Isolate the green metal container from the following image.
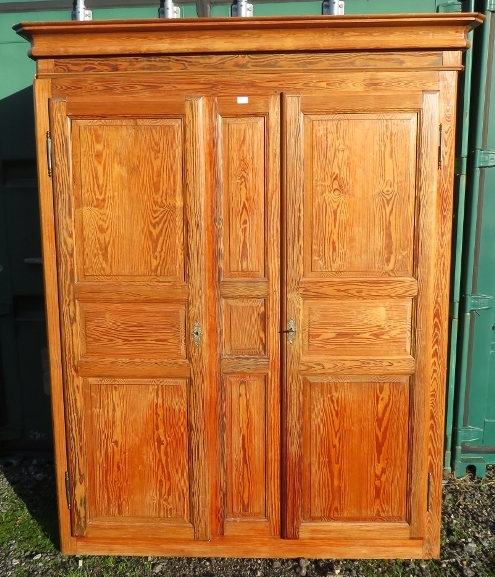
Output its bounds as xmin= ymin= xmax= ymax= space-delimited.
xmin=447 ymin=0 xmax=495 ymax=478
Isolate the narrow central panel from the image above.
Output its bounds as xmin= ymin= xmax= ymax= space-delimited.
xmin=215 ymin=95 xmax=280 ymax=538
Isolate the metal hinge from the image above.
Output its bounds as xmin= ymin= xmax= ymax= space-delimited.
xmin=46 ymin=131 xmax=52 ymax=178
xmin=64 ymin=471 xmax=71 ymax=510
xmin=231 ymin=0 xmax=253 ymax=16
xmin=486 ymin=0 xmax=495 ymax=12
xmin=436 ymin=1 xmax=462 ymax=12
xmin=455 ymin=156 xmax=467 ymax=176
xmin=158 ymin=0 xmax=180 ymax=18
xmin=464 ymin=293 xmax=493 ymax=312
xmin=438 ymin=124 xmax=443 ymax=169
xmin=472 ymin=149 xmax=495 ymax=169
xmin=322 ymin=0 xmax=345 ymax=15
xmin=427 ymin=473 xmax=432 ymax=512
xmin=459 ymin=426 xmax=484 ymax=443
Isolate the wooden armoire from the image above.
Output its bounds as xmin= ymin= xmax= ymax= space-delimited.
xmin=16 ymin=13 xmax=483 ymax=558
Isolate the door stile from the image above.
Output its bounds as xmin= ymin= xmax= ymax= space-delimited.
xmin=281 ymin=93 xmax=304 ymax=539
xmin=423 ymin=72 xmax=457 ymax=557
xmin=184 ymin=96 xmax=211 ymax=541
xmin=36 ymin=81 xmax=76 ymax=553
xmin=266 ymin=94 xmax=282 ymax=538
xmin=408 ymin=91 xmax=440 ymax=540
xmin=49 ymin=97 xmax=88 ymax=536
xmin=203 ymin=96 xmax=223 ymax=538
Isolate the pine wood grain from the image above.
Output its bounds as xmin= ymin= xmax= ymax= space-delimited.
xmin=86 ymin=380 xmax=191 ymax=522
xmin=302 ymin=378 xmax=409 ymax=523
xmin=298 ymin=277 xmax=417 ymax=298
xmin=303 ymin=300 xmax=412 ymax=356
xmin=52 ymin=52 xmax=444 ymax=75
xmin=50 ymin=71 xmax=441 ymax=100
xmin=80 ymin=302 xmax=186 ymax=359
xmin=50 ymin=97 xmax=88 ymax=536
xmin=24 ymin=14 xmax=478 ymax=559
xmin=215 ymin=94 xmax=280 ymax=538
xmin=225 ymin=375 xmax=267 ymax=519
xmin=73 ymin=118 xmax=184 ymax=281
xmin=408 ymin=91 xmax=439 ymax=541
xmin=423 ymin=69 xmax=457 ymax=559
xmin=303 ymin=112 xmax=417 ymax=276
xmin=14 ymin=14 xmax=483 ymax=59
xmin=34 ymin=80 xmax=77 ymax=554
xmin=75 ymin=536 xmax=425 ymax=559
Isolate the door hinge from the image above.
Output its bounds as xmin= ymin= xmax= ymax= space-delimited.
xmin=322 ymin=0 xmax=345 ymax=15
xmin=472 ymin=149 xmax=495 ymax=169
xmin=46 ymin=131 xmax=52 ymax=178
xmin=427 ymin=473 xmax=432 ymax=512
xmin=459 ymin=426 xmax=484 ymax=443
xmin=438 ymin=124 xmax=443 ymax=169
xmin=455 ymin=156 xmax=467 ymax=176
xmin=464 ymin=293 xmax=493 ymax=313
xmin=64 ymin=471 xmax=71 ymax=510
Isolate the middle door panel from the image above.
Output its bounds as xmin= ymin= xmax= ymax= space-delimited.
xmin=212 ymin=95 xmax=281 ymax=539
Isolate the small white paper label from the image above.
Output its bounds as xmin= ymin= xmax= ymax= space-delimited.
xmin=237 ymin=96 xmax=249 ymax=104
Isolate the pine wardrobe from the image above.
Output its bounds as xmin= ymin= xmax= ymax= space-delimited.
xmin=15 ymin=13 xmax=483 ymax=558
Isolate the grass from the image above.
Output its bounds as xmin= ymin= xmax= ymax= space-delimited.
xmin=2 ymin=464 xmax=495 ymax=576
xmin=0 ymin=476 xmax=56 ymax=554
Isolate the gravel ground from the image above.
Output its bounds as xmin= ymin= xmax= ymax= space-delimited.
xmin=1 ymin=457 xmax=495 ymax=576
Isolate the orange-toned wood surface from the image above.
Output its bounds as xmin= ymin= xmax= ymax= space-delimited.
xmin=20 ymin=14 xmax=483 ymax=559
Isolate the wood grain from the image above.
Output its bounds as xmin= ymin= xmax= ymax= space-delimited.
xmin=50 ymin=71 xmax=441 ymax=100
xmin=282 ymin=93 xmax=304 ymax=539
xmin=34 ymin=80 xmax=76 ymax=554
xmin=86 ymin=380 xmax=190 ymax=522
xmin=215 ymin=94 xmax=281 ymax=538
xmin=303 ymin=112 xmax=417 ymax=276
xmin=15 ymin=14 xmax=483 ymax=59
xmin=423 ymin=70 xmax=457 ymax=558
xmin=298 ymin=277 xmax=417 ymax=298
xmin=25 ymin=13 xmax=474 ymax=559
xmin=73 ymin=118 xmax=184 ymax=281
xmin=298 ymin=356 xmax=415 ymax=376
xmin=225 ymin=375 xmax=267 ymax=519
xmin=184 ymin=96 xmax=211 ymax=540
xmin=52 ymin=52 xmax=444 ymax=75
xmin=50 ymin=97 xmax=88 ymax=536
xmin=299 ymin=521 xmax=410 ymax=540
xmin=80 ymin=302 xmax=186 ymax=359
xmin=302 ymin=378 xmax=409 ymax=522
xmin=303 ymin=299 xmax=412 ymax=356
xmin=75 ymin=535 xmax=425 ymax=559
xmin=408 ymin=91 xmax=439 ymax=541
xmin=222 ymin=115 xmax=265 ymax=278
xmin=223 ymin=299 xmax=266 ymax=356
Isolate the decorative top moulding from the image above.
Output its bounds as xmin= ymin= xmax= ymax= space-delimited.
xmin=13 ymin=13 xmax=485 ymax=59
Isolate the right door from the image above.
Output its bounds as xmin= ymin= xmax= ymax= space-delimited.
xmin=283 ymin=90 xmax=440 ymax=541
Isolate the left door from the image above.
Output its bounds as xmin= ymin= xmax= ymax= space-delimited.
xmin=49 ymin=96 xmax=212 ymax=541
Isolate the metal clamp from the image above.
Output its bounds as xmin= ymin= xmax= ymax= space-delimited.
xmin=231 ymin=0 xmax=253 ymax=17
xmin=159 ymin=0 xmax=181 ymax=18
xmin=322 ymin=0 xmax=344 ymax=15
